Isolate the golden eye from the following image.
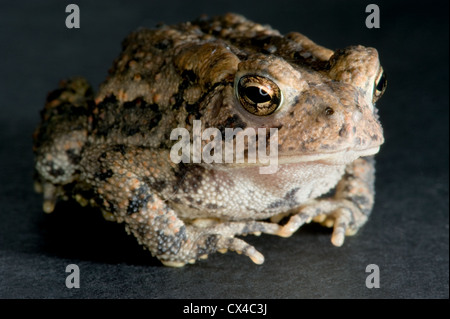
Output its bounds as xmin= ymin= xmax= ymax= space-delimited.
xmin=373 ymin=68 xmax=387 ymax=102
xmin=236 ymin=75 xmax=282 ymax=116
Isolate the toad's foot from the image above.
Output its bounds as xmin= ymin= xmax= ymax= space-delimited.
xmin=159 ymin=220 xmax=282 ymax=267
xmin=277 ymin=157 xmax=376 ymax=246
xmin=277 ymin=199 xmax=368 ymax=247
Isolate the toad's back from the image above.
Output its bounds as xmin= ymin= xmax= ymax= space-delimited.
xmin=92 ymin=14 xmax=336 ymax=148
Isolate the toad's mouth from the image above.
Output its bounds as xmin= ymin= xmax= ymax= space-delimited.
xmin=201 ymin=146 xmax=381 ymax=171
xmin=276 ymin=146 xmax=381 ymax=165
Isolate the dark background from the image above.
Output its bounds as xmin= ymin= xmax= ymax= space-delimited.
xmin=0 ymin=0 xmax=448 ymax=299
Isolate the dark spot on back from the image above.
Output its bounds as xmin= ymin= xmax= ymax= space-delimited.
xmin=153 ymin=38 xmax=172 ymax=50
xmin=49 ymin=164 xmax=65 ymax=177
xmin=185 ymin=103 xmax=202 ymax=123
xmin=66 ymin=149 xmax=82 ymax=164
xmin=217 ymin=114 xmax=248 ymax=136
xmin=123 ymin=98 xmax=143 ymax=109
xmin=122 ymin=125 xmax=140 ymax=136
xmin=112 ymin=144 xmax=127 ymax=155
xmin=182 ymin=70 xmax=197 ymax=83
xmin=94 ymin=169 xmax=114 ymax=181
xmin=171 ymin=78 xmax=190 ymax=110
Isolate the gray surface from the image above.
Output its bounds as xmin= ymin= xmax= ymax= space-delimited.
xmin=0 ymin=0 xmax=448 ymax=298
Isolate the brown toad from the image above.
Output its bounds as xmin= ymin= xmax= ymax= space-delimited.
xmin=33 ymin=13 xmax=386 ymax=267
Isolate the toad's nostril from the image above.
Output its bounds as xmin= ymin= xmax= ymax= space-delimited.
xmin=325 ymin=107 xmax=334 ymax=116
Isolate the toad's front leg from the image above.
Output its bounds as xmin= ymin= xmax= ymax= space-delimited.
xmin=83 ymin=146 xmax=281 ymax=266
xmin=123 ymin=193 xmax=281 ymax=267
xmin=127 ymin=212 xmax=282 ymax=267
xmin=277 ymin=157 xmax=376 ymax=246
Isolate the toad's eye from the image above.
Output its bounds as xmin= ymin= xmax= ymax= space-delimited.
xmin=236 ymin=75 xmax=282 ymax=116
xmin=373 ymin=69 xmax=387 ymax=103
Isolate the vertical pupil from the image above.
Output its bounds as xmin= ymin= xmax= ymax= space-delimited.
xmin=244 ymin=86 xmax=271 ymax=103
